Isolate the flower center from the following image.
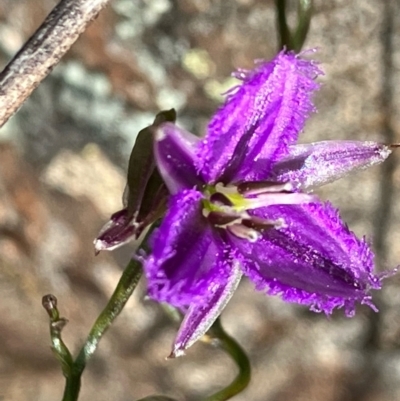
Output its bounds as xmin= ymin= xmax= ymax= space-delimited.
xmin=202 ymin=181 xmax=313 ymax=242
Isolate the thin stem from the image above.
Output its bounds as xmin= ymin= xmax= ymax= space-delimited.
xmin=78 ymin=258 xmax=143 ymax=365
xmin=54 ymin=226 xmax=154 ymax=401
xmin=275 ymin=0 xmax=293 ymax=50
xmin=275 ymin=0 xmax=313 ymax=52
xmin=203 ymin=319 xmax=251 ymax=401
xmin=42 ymin=294 xmax=74 ymax=377
xmin=61 ymin=257 xmax=143 ymax=401
xmin=293 ymin=0 xmax=313 ymax=52
xmin=0 ymin=0 xmax=112 ymax=128
xmin=62 ymin=375 xmax=83 ymax=401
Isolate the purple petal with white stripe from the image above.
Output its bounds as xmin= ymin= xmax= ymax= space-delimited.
xmin=196 ymin=51 xmax=322 ymax=184
xmin=232 ymin=202 xmax=380 ymax=315
xmin=153 ymin=123 xmax=202 ymax=194
xmin=171 ymin=262 xmax=242 ymax=358
xmin=270 ymin=141 xmax=392 ymax=190
xmin=144 ymin=189 xmax=233 ymax=308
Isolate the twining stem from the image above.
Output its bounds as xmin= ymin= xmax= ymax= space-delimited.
xmin=61 ymin=257 xmax=143 ymax=401
xmin=203 ymin=319 xmax=251 ymax=401
xmin=42 ymin=294 xmax=74 ymax=377
xmin=43 ymin=227 xmax=153 ymax=401
xmin=275 ymin=0 xmax=314 ymax=52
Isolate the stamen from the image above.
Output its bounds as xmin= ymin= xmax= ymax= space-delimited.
xmin=209 ymin=192 xmax=234 ymax=207
xmin=207 ymin=211 xmax=241 ymax=227
xmin=242 ymin=192 xmax=316 ymax=209
xmin=242 ymin=216 xmax=278 ymax=232
xmin=228 ymin=223 xmax=260 ymax=242
xmin=237 ymin=181 xmax=294 ymax=195
xmin=215 ymin=182 xmax=238 ymax=195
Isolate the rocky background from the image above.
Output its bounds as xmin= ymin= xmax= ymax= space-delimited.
xmin=1 ymin=0 xmax=400 ymax=400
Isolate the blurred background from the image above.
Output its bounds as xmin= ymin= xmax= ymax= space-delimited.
xmin=1 ymin=0 xmax=400 ymax=400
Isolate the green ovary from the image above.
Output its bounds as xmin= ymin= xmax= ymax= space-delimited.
xmin=202 ymin=184 xmax=249 ymax=215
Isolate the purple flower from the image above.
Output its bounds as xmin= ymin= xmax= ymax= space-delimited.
xmin=144 ymin=51 xmax=394 ymax=356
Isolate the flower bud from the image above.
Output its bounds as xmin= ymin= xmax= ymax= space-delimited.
xmin=94 ymin=109 xmax=176 ymax=252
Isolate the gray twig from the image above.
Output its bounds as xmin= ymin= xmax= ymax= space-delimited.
xmin=0 ymin=0 xmax=112 ymax=128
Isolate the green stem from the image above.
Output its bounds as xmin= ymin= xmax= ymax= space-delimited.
xmin=275 ymin=0 xmax=313 ymax=52
xmin=61 ymin=257 xmax=143 ymax=401
xmin=42 ymin=294 xmax=74 ymax=377
xmin=275 ymin=0 xmax=293 ymax=50
xmin=292 ymin=0 xmax=313 ymax=53
xmin=57 ymin=227 xmax=154 ymax=401
xmin=77 ymin=257 xmax=143 ymax=366
xmin=203 ymin=319 xmax=251 ymax=401
xmin=62 ymin=375 xmax=82 ymax=401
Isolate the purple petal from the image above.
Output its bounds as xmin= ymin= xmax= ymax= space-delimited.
xmin=153 ymin=123 xmax=203 ymax=194
xmin=270 ymin=141 xmax=392 ymax=190
xmin=144 ymin=189 xmax=232 ymax=308
xmin=232 ymin=202 xmax=380 ymax=315
xmin=171 ymin=262 xmax=242 ymax=357
xmin=94 ymin=209 xmax=138 ymax=252
xmin=196 ymin=50 xmax=321 ymax=184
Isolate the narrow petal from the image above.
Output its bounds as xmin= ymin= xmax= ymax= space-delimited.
xmin=270 ymin=141 xmax=392 ymax=190
xmin=153 ymin=123 xmax=203 ymax=194
xmin=232 ymin=202 xmax=380 ymax=315
xmin=95 ymin=182 xmax=169 ymax=253
xmin=144 ymin=189 xmax=232 ymax=308
xmin=171 ymin=262 xmax=242 ymax=357
xmin=94 ymin=209 xmax=138 ymax=252
xmin=196 ymin=50 xmax=321 ymax=184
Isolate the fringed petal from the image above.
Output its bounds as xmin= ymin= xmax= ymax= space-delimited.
xmin=232 ymin=202 xmax=381 ymax=315
xmin=144 ymin=189 xmax=233 ymax=308
xmin=171 ymin=262 xmax=242 ymax=357
xmin=270 ymin=141 xmax=392 ymax=190
xmin=196 ymin=50 xmax=321 ymax=184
